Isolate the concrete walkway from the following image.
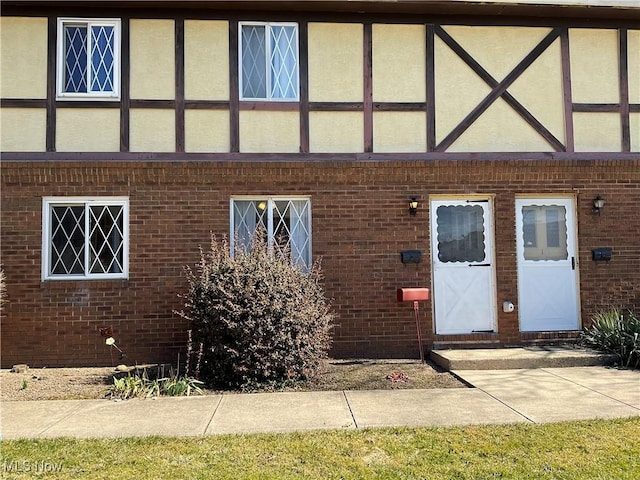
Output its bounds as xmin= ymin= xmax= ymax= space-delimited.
xmin=1 ymin=366 xmax=638 ymax=439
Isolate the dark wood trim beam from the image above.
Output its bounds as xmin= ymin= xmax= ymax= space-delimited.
xmin=426 ymin=24 xmax=436 ymax=152
xmin=572 ymin=103 xmax=621 ymax=113
xmin=239 ymin=102 xmax=300 ymax=111
xmin=309 ymin=102 xmax=363 ymax=111
xmin=435 ymin=28 xmax=561 ymax=152
xmin=560 ymin=28 xmax=574 ymax=153
xmin=229 ymin=19 xmax=239 ymax=153
xmin=55 ymin=101 xmax=121 ymax=108
xmin=1 ymin=99 xmax=47 ymax=108
xmin=120 ymin=17 xmax=130 ymax=152
xmin=3 ymin=151 xmax=638 ymax=163
xmin=435 ymin=25 xmax=565 ymax=152
xmin=631 ymin=104 xmax=640 ymax=113
xmin=184 ymin=100 xmax=231 ymax=109
xmin=373 ymin=102 xmax=427 ymax=112
xmin=46 ymin=16 xmax=56 ymax=152
xmin=619 ymin=28 xmax=630 ymax=153
xmin=129 ymin=99 xmax=176 ymax=108
xmin=299 ymin=20 xmax=310 ymax=153
xmin=175 ymin=17 xmax=185 ymax=153
xmin=364 ymin=22 xmax=373 ymax=153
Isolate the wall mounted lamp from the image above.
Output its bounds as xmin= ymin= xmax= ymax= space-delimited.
xmin=409 ymin=197 xmax=419 ymax=216
xmin=592 ymin=195 xmax=605 ymax=215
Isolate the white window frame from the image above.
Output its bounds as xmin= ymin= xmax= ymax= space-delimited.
xmin=42 ymin=197 xmax=129 ymax=280
xmin=56 ymin=18 xmax=121 ymax=100
xmin=239 ymin=21 xmax=299 ymax=101
xmin=230 ymin=196 xmax=312 ymax=267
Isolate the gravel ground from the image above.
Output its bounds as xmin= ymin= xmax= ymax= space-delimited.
xmin=1 ymin=360 xmax=463 ymax=401
xmin=1 ymin=367 xmax=116 ymax=401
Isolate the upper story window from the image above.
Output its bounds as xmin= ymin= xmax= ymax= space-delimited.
xmin=239 ymin=22 xmax=299 ymax=101
xmin=56 ymin=18 xmax=121 ymax=100
xmin=231 ymin=198 xmax=311 ymax=267
xmin=42 ymin=198 xmax=129 ymax=280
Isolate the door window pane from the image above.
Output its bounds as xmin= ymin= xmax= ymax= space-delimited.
xmin=522 ymin=205 xmax=568 ymax=261
xmin=436 ymin=205 xmax=486 ymax=263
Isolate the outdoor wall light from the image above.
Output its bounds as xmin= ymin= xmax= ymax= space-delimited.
xmin=592 ymin=195 xmax=605 ymax=215
xmin=409 ymin=197 xmax=419 ymax=216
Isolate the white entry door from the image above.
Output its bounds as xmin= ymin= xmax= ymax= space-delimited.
xmin=516 ymin=198 xmax=580 ymax=332
xmin=431 ymin=199 xmax=496 ymax=334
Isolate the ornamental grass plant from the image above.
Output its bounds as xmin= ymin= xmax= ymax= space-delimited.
xmin=580 ymin=307 xmax=640 ymax=369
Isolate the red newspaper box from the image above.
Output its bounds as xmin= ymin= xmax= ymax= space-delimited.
xmin=396 ymin=288 xmax=430 ymax=303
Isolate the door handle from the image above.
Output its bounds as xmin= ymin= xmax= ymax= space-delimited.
xmin=571 ymin=257 xmax=575 ymax=270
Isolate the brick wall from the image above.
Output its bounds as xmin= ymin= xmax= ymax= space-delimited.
xmin=1 ymin=158 xmax=639 ymax=367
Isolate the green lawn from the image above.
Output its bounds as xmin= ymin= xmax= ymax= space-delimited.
xmin=2 ymin=418 xmax=639 ymax=479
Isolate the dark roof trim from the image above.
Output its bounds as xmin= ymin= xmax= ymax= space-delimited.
xmin=2 ymin=1 xmax=639 ymax=21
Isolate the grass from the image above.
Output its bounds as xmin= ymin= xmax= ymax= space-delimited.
xmin=2 ymin=418 xmax=639 ymax=479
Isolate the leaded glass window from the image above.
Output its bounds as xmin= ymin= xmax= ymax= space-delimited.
xmin=43 ymin=198 xmax=128 ymax=279
xmin=240 ymin=22 xmax=299 ymax=101
xmin=231 ymin=198 xmax=311 ymax=267
xmin=57 ymin=19 xmax=120 ymax=99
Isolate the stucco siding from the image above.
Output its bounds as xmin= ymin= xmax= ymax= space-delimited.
xmin=185 ymin=110 xmax=230 ymax=153
xmin=0 ymin=17 xmax=47 ymax=99
xmin=0 ymin=108 xmax=46 ymax=151
xmin=239 ymin=111 xmax=300 ymax=153
xmin=372 ymin=24 xmax=426 ymax=102
xmin=57 ymin=109 xmax=120 ymax=151
xmin=130 ymin=19 xmax=175 ymax=100
xmin=185 ymin=20 xmax=229 ymax=101
xmin=310 ymin=111 xmax=364 ymax=152
xmin=373 ymin=112 xmax=427 ymax=152
xmin=570 ymin=28 xmax=619 ymax=103
xmin=130 ymin=108 xmax=175 ymax=151
xmin=308 ymin=23 xmax=363 ymax=102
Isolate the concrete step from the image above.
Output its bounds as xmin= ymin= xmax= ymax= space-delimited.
xmin=430 ymin=347 xmax=617 ymax=371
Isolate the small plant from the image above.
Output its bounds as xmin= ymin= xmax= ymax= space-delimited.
xmin=108 ymin=370 xmax=204 ymax=400
xmin=21 ymin=379 xmax=28 ymax=390
xmin=579 ymin=307 xmax=640 ymax=369
xmin=111 ymin=374 xmax=146 ymax=400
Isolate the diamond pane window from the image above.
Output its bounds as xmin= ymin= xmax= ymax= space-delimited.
xmin=240 ymin=22 xmax=299 ymax=101
xmin=57 ymin=19 xmax=120 ymax=99
xmin=43 ymin=199 xmax=128 ymax=279
xmin=232 ymin=198 xmax=311 ymax=267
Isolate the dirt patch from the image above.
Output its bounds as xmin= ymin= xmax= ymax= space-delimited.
xmin=0 ymin=359 xmax=464 ymax=401
xmin=1 ymin=367 xmax=115 ymax=401
xmin=301 ymin=359 xmax=464 ymax=391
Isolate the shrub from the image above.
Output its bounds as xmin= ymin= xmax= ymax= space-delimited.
xmin=579 ymin=307 xmax=640 ymax=369
xmin=176 ymin=233 xmax=333 ymax=390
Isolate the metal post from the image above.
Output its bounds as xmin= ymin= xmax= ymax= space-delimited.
xmin=413 ymin=300 xmax=425 ymax=363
